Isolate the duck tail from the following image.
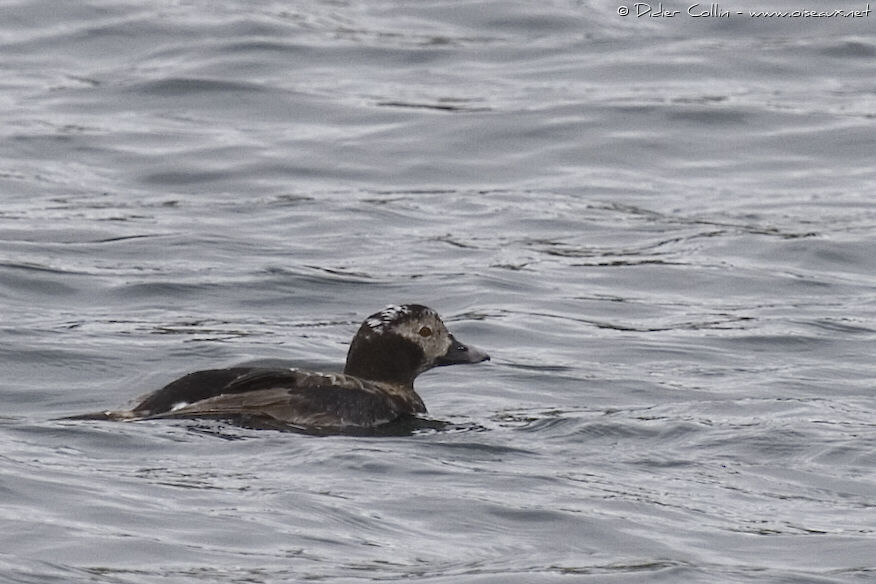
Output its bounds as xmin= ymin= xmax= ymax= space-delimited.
xmin=57 ymin=409 xmax=139 ymax=421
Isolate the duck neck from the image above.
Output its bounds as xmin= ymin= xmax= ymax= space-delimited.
xmin=344 ymin=334 xmax=424 ymax=388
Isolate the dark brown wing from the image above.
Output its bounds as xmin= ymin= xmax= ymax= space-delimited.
xmin=65 ymin=367 xmax=426 ymax=428
xmin=131 ymin=367 xmax=263 ymax=416
xmin=149 ymin=384 xmax=406 ymax=428
xmin=61 ymin=367 xmax=261 ymax=421
xmin=147 ymin=368 xmax=425 ymax=428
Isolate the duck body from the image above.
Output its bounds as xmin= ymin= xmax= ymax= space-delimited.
xmin=72 ymin=304 xmax=489 ymax=431
xmin=126 ymin=368 xmax=427 ymax=428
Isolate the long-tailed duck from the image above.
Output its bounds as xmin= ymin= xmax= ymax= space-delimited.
xmin=68 ymin=304 xmax=489 ymax=431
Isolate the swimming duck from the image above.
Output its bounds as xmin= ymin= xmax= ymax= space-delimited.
xmin=71 ymin=304 xmax=489 ymax=431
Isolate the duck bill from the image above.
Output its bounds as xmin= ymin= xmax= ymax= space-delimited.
xmin=436 ymin=335 xmax=490 ymax=366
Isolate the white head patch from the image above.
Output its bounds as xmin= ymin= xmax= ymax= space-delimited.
xmin=365 ymin=304 xmax=414 ymax=333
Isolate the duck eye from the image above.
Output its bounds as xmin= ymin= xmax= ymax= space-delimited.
xmin=418 ymin=326 xmax=432 ymax=337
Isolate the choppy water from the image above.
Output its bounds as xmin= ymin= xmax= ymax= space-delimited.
xmin=2 ymin=1 xmax=875 ymax=582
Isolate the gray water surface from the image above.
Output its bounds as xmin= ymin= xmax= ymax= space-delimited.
xmin=1 ymin=1 xmax=875 ymax=582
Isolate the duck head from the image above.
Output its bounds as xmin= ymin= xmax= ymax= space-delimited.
xmin=343 ymin=304 xmax=490 ymax=387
